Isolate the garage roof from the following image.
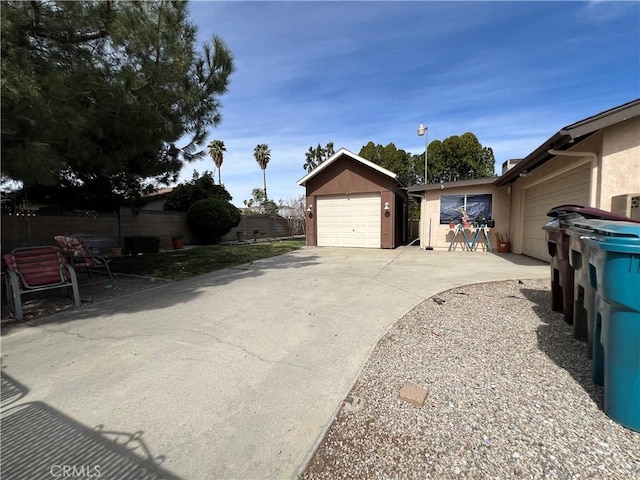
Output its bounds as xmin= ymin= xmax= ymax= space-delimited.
xmin=296 ymin=148 xmax=398 ymax=186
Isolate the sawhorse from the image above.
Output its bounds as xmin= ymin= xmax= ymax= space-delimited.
xmin=448 ymin=223 xmax=472 ymax=251
xmin=470 ymin=225 xmax=492 ymax=252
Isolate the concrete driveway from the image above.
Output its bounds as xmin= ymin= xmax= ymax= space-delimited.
xmin=0 ymin=247 xmax=548 ymax=479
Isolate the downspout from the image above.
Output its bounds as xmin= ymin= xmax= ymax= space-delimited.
xmin=507 ymin=183 xmax=512 ymax=243
xmin=420 ymin=191 xmax=426 ymax=249
xmin=548 ymin=149 xmax=599 ymax=208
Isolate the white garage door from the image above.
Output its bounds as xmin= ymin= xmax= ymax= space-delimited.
xmin=522 ymin=163 xmax=590 ymax=260
xmin=317 ymin=194 xmax=381 ymax=248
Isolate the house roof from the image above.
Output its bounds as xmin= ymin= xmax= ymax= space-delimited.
xmin=407 ymin=176 xmax=497 ymax=194
xmin=296 ymin=148 xmax=399 ymax=186
xmin=142 ymin=187 xmax=174 ymax=199
xmin=496 ymin=98 xmax=640 ymax=186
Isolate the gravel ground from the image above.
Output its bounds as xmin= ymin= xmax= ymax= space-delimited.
xmin=302 ymin=278 xmax=640 ymax=479
xmin=1 ymin=273 xmax=170 ymax=325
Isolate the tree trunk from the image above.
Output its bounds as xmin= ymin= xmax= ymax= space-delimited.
xmin=263 ymin=168 xmax=267 ymax=199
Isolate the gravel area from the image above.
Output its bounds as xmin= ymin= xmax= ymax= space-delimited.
xmin=302 ymin=278 xmax=640 ymax=479
xmin=1 ymin=273 xmax=170 ymax=325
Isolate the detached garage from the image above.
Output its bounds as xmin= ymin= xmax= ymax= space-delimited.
xmin=297 ymin=148 xmax=408 ymax=249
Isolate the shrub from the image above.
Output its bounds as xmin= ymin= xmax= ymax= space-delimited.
xmin=164 ymin=171 xmax=232 ymax=211
xmin=186 ymin=198 xmax=241 ymax=244
xmin=123 ymin=235 xmax=160 ymax=255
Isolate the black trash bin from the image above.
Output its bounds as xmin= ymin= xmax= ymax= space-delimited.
xmin=568 ymin=219 xmax=611 ymax=350
xmin=544 ymin=205 xmax=634 ymax=326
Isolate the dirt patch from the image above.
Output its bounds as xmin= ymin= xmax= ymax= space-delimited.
xmin=1 ymin=274 xmax=171 ymax=326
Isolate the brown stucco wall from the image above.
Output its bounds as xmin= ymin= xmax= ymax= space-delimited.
xmin=380 ymin=190 xmax=394 ymax=248
xmin=304 ymin=195 xmax=318 ymax=246
xmin=303 ymin=155 xmax=400 ymax=248
xmin=305 ymin=156 xmax=396 ymax=195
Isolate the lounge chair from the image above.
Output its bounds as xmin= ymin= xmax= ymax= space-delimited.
xmin=54 ymin=236 xmax=113 ymax=279
xmin=3 ymin=246 xmax=81 ymax=320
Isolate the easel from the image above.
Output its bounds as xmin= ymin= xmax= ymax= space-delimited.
xmin=470 ymin=224 xmax=492 ymax=252
xmin=448 ymin=223 xmax=472 ymax=251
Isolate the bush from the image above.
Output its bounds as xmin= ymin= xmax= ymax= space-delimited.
xmin=164 ymin=171 xmax=232 ymax=211
xmin=123 ymin=235 xmax=160 ymax=255
xmin=186 ymin=198 xmax=241 ymax=244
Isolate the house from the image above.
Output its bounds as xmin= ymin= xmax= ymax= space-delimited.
xmin=140 ymin=187 xmax=174 ymax=211
xmin=408 ymin=98 xmax=640 ymax=261
xmin=297 ymin=148 xmax=409 ymax=248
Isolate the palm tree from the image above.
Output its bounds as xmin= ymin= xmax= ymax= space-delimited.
xmin=302 ymin=142 xmax=335 ymax=173
xmin=254 ymin=143 xmax=271 ymax=199
xmin=207 ymin=140 xmax=226 ymax=184
xmin=303 ymin=146 xmax=316 ymax=173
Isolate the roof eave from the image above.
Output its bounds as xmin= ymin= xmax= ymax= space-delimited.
xmin=495 ymin=131 xmax=571 ymax=186
xmin=408 ymin=176 xmax=497 ymax=193
xmin=496 ymin=98 xmax=640 ymax=186
xmin=296 ymin=148 xmax=399 ymax=186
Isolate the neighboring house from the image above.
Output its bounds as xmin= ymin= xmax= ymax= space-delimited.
xmin=140 ymin=187 xmax=173 ymax=211
xmin=297 ymin=148 xmax=409 ymax=248
xmin=408 ymin=98 xmax=640 ymax=261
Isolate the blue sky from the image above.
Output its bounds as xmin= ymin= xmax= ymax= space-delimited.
xmin=182 ymin=1 xmax=639 ymax=207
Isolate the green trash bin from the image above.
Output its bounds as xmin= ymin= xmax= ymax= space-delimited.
xmin=585 ymin=221 xmax=640 ymax=432
xmin=544 ymin=205 xmax=633 ymax=326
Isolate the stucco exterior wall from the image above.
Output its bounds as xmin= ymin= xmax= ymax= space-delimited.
xmin=507 ymin=118 xmax=639 ymax=254
xmin=420 ymin=184 xmax=507 ymax=250
xmin=305 ymin=157 xmax=396 ymax=196
xmin=599 ymin=116 xmax=640 ymax=211
xmin=415 ymin=105 xmax=639 ymax=257
xmin=508 ymin=154 xmax=590 ymax=255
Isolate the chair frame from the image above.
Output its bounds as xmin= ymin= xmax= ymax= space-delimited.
xmin=54 ymin=236 xmax=113 ymax=279
xmin=3 ymin=246 xmax=81 ymax=320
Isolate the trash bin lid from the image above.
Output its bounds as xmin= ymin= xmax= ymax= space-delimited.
xmin=569 ymin=219 xmax=618 ymax=235
xmin=584 ymin=221 xmax=640 ymax=253
xmin=543 ymin=218 xmax=561 ymax=231
xmin=546 ymin=204 xmax=636 ymax=223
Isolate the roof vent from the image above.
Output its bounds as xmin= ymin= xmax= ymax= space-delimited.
xmin=502 ymin=158 xmax=522 ymax=175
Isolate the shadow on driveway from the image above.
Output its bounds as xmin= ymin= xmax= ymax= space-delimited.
xmin=490 ymin=252 xmax=549 ymax=266
xmin=521 ymin=287 xmax=604 ymax=410
xmin=1 ymin=249 xmax=320 ymax=335
xmin=0 ymin=371 xmax=183 ymax=480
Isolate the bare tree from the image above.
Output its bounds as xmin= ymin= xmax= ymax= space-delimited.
xmin=278 ymin=194 xmax=306 ymax=235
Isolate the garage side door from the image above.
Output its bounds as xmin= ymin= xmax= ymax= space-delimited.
xmin=316 ymin=194 xmax=381 ymax=248
xmin=522 ymin=163 xmax=590 ymax=260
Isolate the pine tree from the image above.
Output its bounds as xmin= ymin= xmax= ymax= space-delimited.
xmin=1 ymin=1 xmax=235 ymax=208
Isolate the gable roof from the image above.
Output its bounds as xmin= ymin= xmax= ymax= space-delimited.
xmin=496 ymin=98 xmax=640 ymax=186
xmin=296 ymin=148 xmax=399 ymax=186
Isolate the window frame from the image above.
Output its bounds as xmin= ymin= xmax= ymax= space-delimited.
xmin=439 ymin=193 xmax=493 ymax=224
